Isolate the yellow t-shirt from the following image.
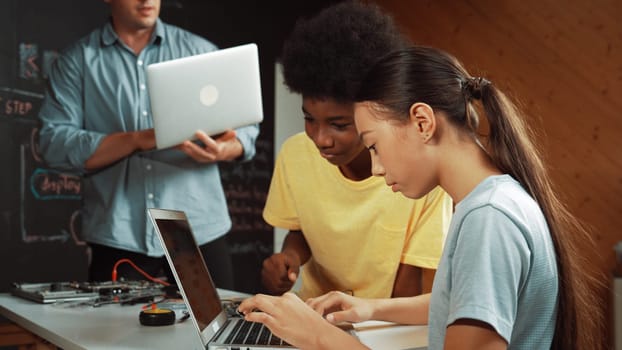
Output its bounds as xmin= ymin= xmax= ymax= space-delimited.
xmin=263 ymin=133 xmax=452 ymax=299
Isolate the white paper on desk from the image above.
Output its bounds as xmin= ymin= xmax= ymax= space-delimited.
xmin=353 ymin=320 xmax=428 ymax=350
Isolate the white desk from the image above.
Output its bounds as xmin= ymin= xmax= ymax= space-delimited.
xmin=0 ymin=292 xmax=427 ymax=349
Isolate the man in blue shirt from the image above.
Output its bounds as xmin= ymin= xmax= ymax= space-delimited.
xmin=37 ymin=0 xmax=259 ymax=289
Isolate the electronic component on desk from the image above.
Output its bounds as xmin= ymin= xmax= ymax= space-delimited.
xmin=11 ymin=282 xmax=99 ymax=304
xmin=77 ymin=280 xmax=164 ymax=295
xmin=11 ymin=281 xmax=166 ymax=304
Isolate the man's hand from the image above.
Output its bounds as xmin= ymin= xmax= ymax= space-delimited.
xmin=178 ymin=129 xmax=243 ymax=163
xmin=85 ymin=129 xmax=156 ymax=170
xmin=261 ymin=252 xmax=301 ymax=295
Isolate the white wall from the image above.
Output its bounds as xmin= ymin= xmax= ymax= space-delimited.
xmin=273 ymin=62 xmax=304 ymax=253
xmin=272 ymin=63 xmax=305 ymax=292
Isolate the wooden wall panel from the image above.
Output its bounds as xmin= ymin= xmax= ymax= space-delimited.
xmin=375 ymin=0 xmax=622 ymax=342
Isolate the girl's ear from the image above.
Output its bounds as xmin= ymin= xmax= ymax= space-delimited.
xmin=409 ymin=102 xmax=436 ymax=143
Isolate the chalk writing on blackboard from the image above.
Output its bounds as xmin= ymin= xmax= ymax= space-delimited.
xmin=19 ymin=43 xmax=39 ymax=80
xmin=220 ymin=138 xmax=272 ymax=234
xmin=42 ymin=51 xmax=59 ymax=80
xmin=16 ymin=42 xmax=58 ymax=83
xmin=30 ymin=168 xmax=81 ymax=200
xmin=228 ymin=240 xmax=273 ymax=255
xmin=19 ymin=130 xmax=83 ymax=244
xmin=0 ymin=87 xmax=43 ymax=119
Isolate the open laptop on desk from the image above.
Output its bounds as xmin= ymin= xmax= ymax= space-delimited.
xmin=148 ymin=208 xmax=295 ymax=350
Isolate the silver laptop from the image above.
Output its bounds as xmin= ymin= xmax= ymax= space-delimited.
xmin=147 ymin=43 xmax=263 ymax=149
xmin=148 ymin=208 xmax=295 ymax=350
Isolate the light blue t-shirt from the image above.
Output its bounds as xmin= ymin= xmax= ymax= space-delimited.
xmin=38 ymin=19 xmax=259 ymax=256
xmin=428 ymin=175 xmax=558 ymax=349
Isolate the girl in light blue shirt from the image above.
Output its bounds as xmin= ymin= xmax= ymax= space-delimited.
xmin=238 ymin=45 xmax=606 ymax=350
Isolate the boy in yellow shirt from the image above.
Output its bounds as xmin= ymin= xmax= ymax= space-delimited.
xmin=261 ymin=1 xmax=452 ymax=299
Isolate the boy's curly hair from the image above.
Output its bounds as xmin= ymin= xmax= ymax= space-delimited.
xmin=279 ymin=1 xmax=408 ymax=102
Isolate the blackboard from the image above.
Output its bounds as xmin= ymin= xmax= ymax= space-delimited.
xmin=0 ymin=1 xmax=110 ymax=292
xmin=0 ymin=0 xmax=340 ymax=294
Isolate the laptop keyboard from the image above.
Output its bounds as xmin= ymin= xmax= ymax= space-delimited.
xmin=224 ymin=318 xmax=291 ymax=346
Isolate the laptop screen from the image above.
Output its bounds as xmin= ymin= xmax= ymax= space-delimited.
xmin=153 ymin=216 xmax=222 ymax=332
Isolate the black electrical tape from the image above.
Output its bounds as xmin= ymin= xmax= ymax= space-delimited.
xmin=139 ymin=308 xmax=176 ymax=326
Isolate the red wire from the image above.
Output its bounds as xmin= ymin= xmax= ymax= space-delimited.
xmin=111 ymin=258 xmax=171 ymax=286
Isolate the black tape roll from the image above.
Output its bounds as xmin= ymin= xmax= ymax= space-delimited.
xmin=139 ymin=308 xmax=176 ymax=326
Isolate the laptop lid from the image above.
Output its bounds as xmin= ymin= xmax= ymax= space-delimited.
xmin=149 ymin=208 xmax=297 ymax=349
xmin=148 ymin=208 xmax=227 ymax=346
xmin=147 ymin=43 xmax=263 ymax=149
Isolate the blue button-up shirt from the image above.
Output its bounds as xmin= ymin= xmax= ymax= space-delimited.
xmin=38 ymin=19 xmax=259 ymax=256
